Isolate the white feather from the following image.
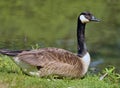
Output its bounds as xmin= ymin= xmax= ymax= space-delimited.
xmin=81 ymin=52 xmax=91 ymax=75
xmin=29 ymin=72 xmax=40 ymax=76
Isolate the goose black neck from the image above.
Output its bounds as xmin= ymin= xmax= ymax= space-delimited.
xmin=77 ymin=18 xmax=87 ymax=57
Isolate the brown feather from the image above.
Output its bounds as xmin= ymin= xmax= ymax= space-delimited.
xmin=17 ymin=47 xmax=84 ymax=77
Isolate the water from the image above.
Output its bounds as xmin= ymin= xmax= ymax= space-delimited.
xmin=91 ymin=58 xmax=120 ymax=73
xmin=0 ymin=35 xmax=119 ymax=73
xmin=0 ymin=0 xmax=120 ymax=73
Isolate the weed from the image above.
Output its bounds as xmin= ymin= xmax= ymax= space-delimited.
xmin=31 ymin=44 xmax=40 ymax=49
xmin=100 ymin=66 xmax=120 ymax=84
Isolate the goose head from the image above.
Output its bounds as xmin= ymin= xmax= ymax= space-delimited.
xmin=79 ymin=12 xmax=100 ymax=23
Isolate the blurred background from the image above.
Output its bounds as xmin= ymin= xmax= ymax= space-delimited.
xmin=0 ymin=0 xmax=120 ymax=72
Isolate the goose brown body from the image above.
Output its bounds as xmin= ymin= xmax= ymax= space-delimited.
xmin=16 ymin=47 xmax=84 ymax=77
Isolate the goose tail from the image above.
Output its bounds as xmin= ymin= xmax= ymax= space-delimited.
xmin=0 ymin=49 xmax=29 ymax=56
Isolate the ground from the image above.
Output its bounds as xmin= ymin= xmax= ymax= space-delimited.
xmin=0 ymin=56 xmax=119 ymax=88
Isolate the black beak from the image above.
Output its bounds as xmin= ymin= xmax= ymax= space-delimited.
xmin=90 ymin=16 xmax=100 ymax=22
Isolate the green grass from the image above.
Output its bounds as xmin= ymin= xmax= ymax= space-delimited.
xmin=0 ymin=56 xmax=120 ymax=88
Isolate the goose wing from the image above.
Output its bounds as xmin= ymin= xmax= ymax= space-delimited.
xmin=17 ymin=47 xmax=82 ymax=67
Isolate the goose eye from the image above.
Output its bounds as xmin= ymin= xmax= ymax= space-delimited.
xmin=85 ymin=15 xmax=91 ymax=20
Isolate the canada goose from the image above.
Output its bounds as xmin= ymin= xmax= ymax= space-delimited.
xmin=0 ymin=12 xmax=99 ymax=78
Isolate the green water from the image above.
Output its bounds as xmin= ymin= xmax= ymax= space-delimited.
xmin=0 ymin=0 xmax=120 ymax=72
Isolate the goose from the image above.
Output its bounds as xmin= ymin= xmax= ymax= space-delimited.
xmin=0 ymin=12 xmax=99 ymax=78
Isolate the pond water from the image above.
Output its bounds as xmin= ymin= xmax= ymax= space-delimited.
xmin=0 ymin=0 xmax=120 ymax=75
xmin=90 ymin=57 xmax=120 ymax=74
xmin=0 ymin=35 xmax=119 ymax=74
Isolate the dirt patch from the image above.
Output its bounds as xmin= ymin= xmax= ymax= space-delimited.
xmin=0 ymin=81 xmax=9 ymax=88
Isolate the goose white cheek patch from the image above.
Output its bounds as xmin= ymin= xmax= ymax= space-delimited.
xmin=79 ymin=15 xmax=89 ymax=23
